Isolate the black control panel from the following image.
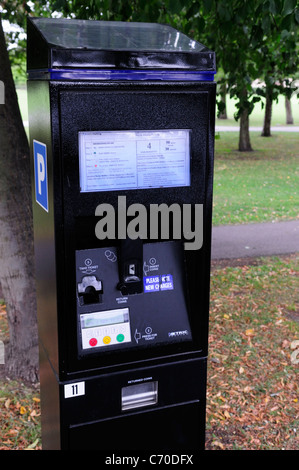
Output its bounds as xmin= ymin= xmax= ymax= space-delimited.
xmin=76 ymin=241 xmax=192 ymax=356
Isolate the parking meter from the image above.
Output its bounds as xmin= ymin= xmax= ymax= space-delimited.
xmin=27 ymin=18 xmax=216 ymax=451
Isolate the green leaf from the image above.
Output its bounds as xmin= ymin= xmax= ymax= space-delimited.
xmin=282 ymin=0 xmax=296 ymax=17
xmin=281 ymin=29 xmax=290 ymax=39
xmin=217 ymin=2 xmax=231 ymax=22
xmin=167 ymin=0 xmax=183 ymax=15
xmin=262 ymin=14 xmax=271 ymax=33
xmin=281 ymin=13 xmax=292 ymax=29
xmin=269 ymin=0 xmax=277 ymax=14
xmin=196 ymin=16 xmax=206 ymax=34
xmin=202 ymin=0 xmax=213 ymax=14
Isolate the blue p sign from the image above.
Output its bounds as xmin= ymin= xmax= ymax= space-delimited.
xmin=33 ymin=140 xmax=48 ymax=212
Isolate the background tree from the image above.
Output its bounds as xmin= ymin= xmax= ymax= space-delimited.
xmin=160 ymin=0 xmax=298 ymax=150
xmin=0 ymin=12 xmax=38 ymax=382
xmin=254 ymin=0 xmax=299 ymax=136
xmin=0 ymin=0 xmax=53 ymax=382
xmin=155 ymin=0 xmax=264 ymax=151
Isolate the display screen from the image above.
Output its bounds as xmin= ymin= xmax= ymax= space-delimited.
xmin=80 ymin=308 xmax=129 ymax=329
xmin=79 ymin=129 xmax=191 ymax=192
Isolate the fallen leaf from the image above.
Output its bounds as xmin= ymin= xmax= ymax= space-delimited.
xmin=5 ymin=399 xmax=11 ymax=410
xmin=245 ymin=329 xmax=255 ymax=336
xmin=270 ymin=406 xmax=279 ymax=412
xmin=239 ymin=366 xmax=245 ymax=374
xmin=212 ymin=440 xmax=225 ymax=450
xmin=25 ymin=438 xmax=39 ymax=450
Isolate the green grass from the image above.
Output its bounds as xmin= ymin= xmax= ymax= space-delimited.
xmin=213 ymin=132 xmax=299 ymax=225
xmin=0 ymin=380 xmax=41 ymax=450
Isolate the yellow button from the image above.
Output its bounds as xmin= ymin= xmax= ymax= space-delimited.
xmin=103 ymin=336 xmax=111 ymax=345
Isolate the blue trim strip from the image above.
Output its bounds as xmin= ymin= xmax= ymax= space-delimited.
xmin=48 ymin=68 xmax=216 ymax=81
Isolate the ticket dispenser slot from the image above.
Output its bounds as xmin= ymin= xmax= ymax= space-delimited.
xmin=78 ymin=276 xmax=103 ymax=305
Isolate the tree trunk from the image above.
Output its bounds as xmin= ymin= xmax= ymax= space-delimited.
xmin=0 ymin=18 xmax=39 ymax=383
xmin=238 ymin=108 xmax=252 ymax=152
xmin=261 ymin=89 xmax=272 ymax=137
xmin=285 ymin=96 xmax=293 ymax=124
xmin=218 ymin=82 xmax=228 ymax=119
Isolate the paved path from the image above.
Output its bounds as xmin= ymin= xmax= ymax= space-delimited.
xmin=211 ymin=220 xmax=299 ymax=260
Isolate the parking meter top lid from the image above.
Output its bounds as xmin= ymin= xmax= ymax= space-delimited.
xmin=27 ymin=17 xmax=216 ymax=74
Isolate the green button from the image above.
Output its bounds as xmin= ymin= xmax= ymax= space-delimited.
xmin=117 ymin=334 xmax=125 ymax=343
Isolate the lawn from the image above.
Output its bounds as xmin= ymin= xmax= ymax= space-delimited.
xmin=213 ymin=93 xmax=298 ymax=227
xmin=213 ymin=132 xmax=299 ymax=225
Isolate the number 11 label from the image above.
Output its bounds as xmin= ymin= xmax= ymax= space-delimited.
xmin=64 ymin=381 xmax=85 ymax=398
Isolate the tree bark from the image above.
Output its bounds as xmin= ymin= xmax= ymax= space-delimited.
xmin=261 ymin=89 xmax=272 ymax=137
xmin=0 ymin=18 xmax=39 ymax=383
xmin=218 ymin=82 xmax=228 ymax=119
xmin=238 ymin=109 xmax=252 ymax=152
xmin=285 ymin=96 xmax=293 ymax=124
xmin=238 ymin=87 xmax=252 ymax=151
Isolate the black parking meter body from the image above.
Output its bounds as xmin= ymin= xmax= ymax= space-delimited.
xmin=27 ymin=18 xmax=216 ymax=451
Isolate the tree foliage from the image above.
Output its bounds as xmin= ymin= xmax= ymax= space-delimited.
xmin=2 ymin=1 xmax=298 ymax=146
xmin=163 ymin=0 xmax=298 ymax=149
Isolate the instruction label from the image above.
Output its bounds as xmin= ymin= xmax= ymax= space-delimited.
xmin=79 ymin=129 xmax=190 ymax=192
xmin=143 ymin=274 xmax=174 ymax=293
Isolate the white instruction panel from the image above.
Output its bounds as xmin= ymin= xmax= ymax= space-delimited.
xmin=79 ymin=129 xmax=191 ymax=192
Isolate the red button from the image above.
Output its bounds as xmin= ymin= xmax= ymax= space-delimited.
xmin=89 ymin=338 xmax=97 ymax=347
